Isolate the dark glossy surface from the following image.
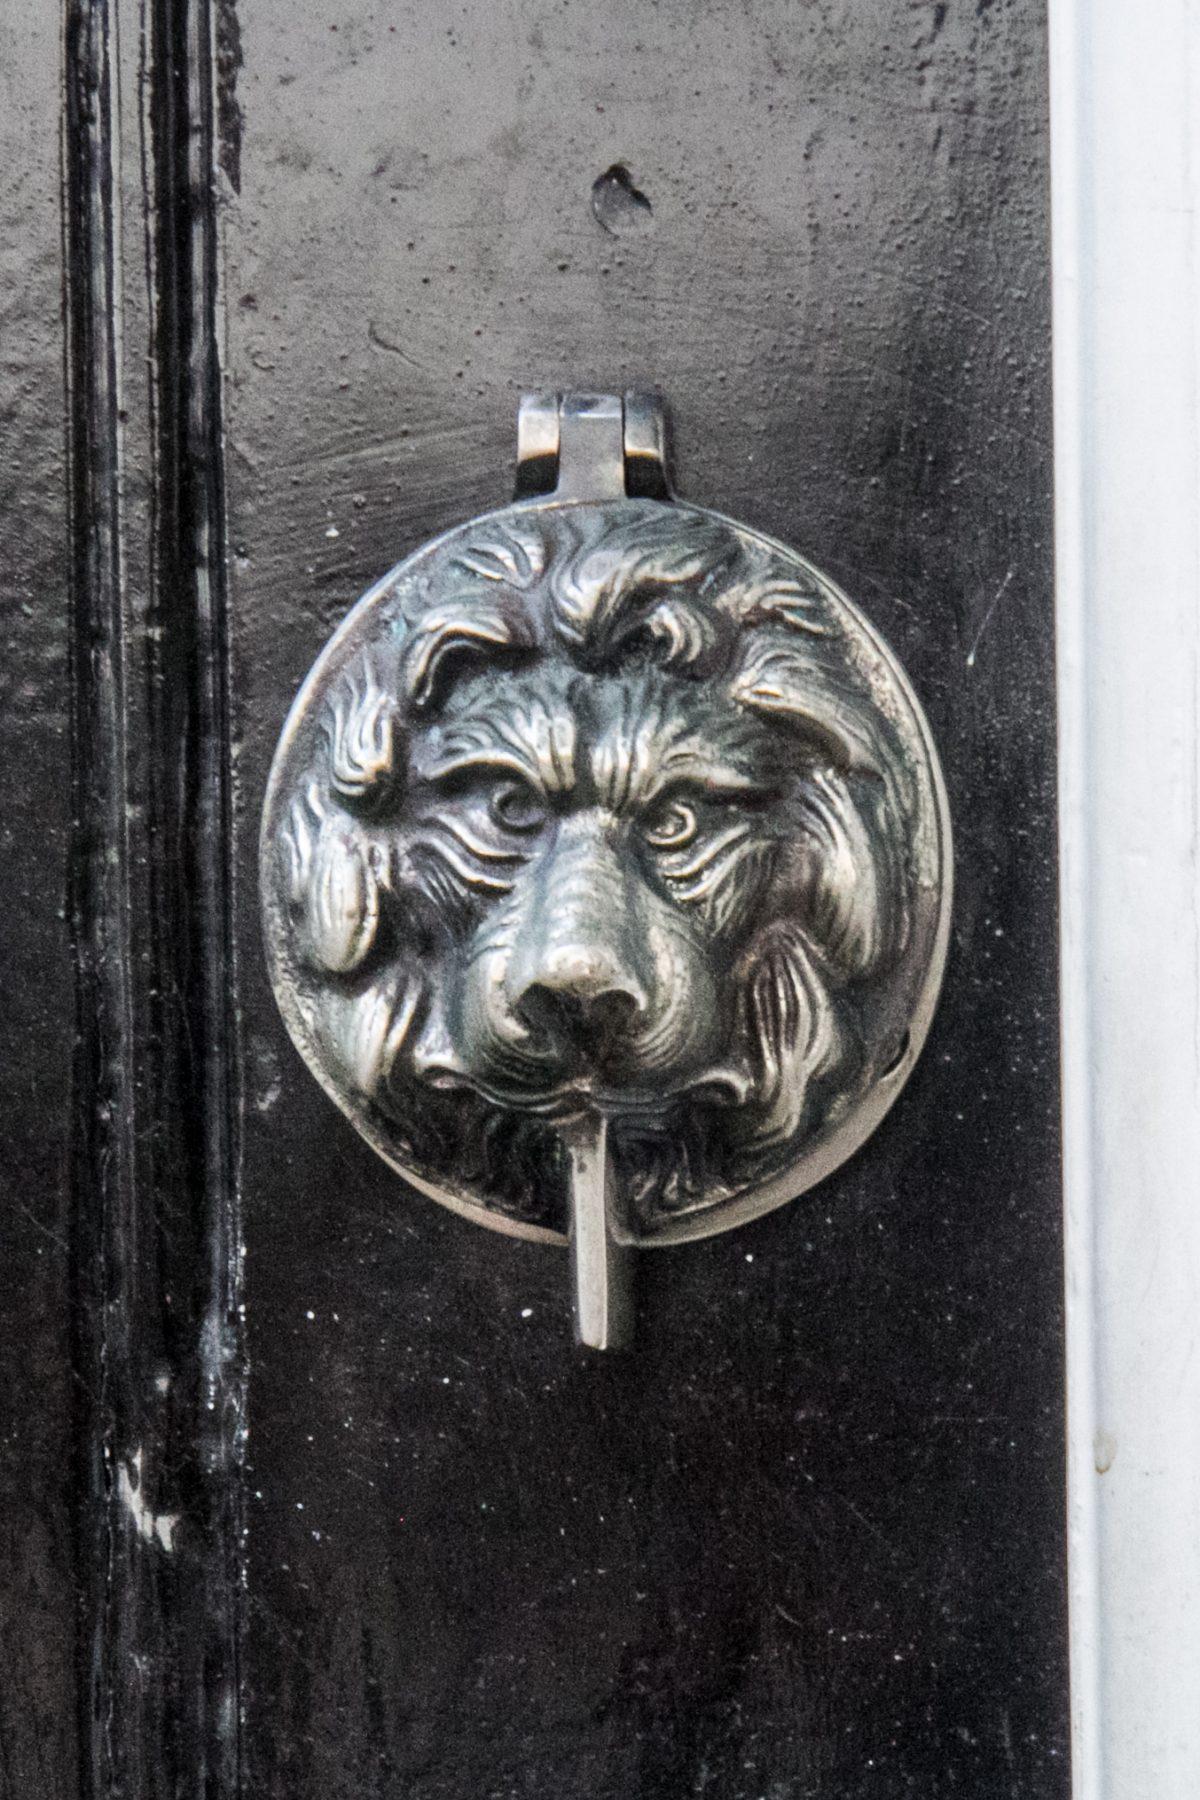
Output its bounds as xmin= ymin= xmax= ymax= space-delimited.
xmin=1 ymin=9 xmax=79 ymax=1793
xmin=228 ymin=3 xmax=1065 ymax=1797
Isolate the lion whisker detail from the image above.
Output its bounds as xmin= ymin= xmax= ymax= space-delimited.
xmin=658 ymin=822 xmax=753 ymax=884
xmin=423 ymin=815 xmax=529 ymax=865
xmin=410 ymin=831 xmax=516 ymax=897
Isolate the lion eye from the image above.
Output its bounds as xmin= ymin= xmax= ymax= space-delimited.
xmin=489 ymin=780 xmax=547 ymax=834
xmin=644 ymin=798 xmax=698 ymax=850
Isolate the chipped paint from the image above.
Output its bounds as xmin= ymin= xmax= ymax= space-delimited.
xmin=118 ymin=1449 xmax=181 ymax=1554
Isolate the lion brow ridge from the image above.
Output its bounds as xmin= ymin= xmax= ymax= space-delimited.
xmin=401 ymin=593 xmax=538 ymax=712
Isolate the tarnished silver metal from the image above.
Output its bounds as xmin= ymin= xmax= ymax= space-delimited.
xmin=261 ymin=392 xmax=952 ymax=1348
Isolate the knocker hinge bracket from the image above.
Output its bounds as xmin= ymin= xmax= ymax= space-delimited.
xmin=515 ymin=390 xmax=671 ymax=504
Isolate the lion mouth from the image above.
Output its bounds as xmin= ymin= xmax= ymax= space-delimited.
xmin=422 ymin=1061 xmax=755 ymax=1125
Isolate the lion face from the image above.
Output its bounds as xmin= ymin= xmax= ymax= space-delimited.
xmin=263 ymin=499 xmax=942 ymax=1239
xmin=406 ymin=662 xmax=776 ymax=1118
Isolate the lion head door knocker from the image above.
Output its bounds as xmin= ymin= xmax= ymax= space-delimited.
xmin=261 ymin=393 xmax=952 ymax=1348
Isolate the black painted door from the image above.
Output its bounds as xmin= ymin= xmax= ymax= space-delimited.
xmin=5 ymin=2 xmax=1066 ymax=1795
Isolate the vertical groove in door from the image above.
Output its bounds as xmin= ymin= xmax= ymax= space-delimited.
xmin=63 ymin=1 xmax=134 ymax=1791
xmin=63 ymin=0 xmax=244 ymax=1792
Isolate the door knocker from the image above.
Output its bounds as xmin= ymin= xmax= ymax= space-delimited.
xmin=260 ymin=393 xmax=952 ymax=1347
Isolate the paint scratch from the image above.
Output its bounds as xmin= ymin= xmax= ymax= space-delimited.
xmin=967 ymin=566 xmax=1015 ymax=667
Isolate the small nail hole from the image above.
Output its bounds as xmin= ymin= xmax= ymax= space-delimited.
xmin=591 ymin=164 xmax=653 ymax=236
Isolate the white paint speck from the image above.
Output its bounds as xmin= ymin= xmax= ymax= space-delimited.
xmin=118 ymin=1449 xmax=180 ymax=1554
xmin=520 ymin=1307 xmax=533 ymax=1318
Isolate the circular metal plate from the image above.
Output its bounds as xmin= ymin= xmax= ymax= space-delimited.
xmin=261 ymin=495 xmax=951 ymax=1248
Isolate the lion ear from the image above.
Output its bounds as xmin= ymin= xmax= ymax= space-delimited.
xmin=277 ymin=784 xmax=381 ymax=975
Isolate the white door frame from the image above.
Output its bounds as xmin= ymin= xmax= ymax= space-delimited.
xmin=1050 ymin=2 xmax=1200 ymax=1793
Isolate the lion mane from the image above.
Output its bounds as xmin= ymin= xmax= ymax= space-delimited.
xmin=276 ymin=502 xmax=916 ymax=1236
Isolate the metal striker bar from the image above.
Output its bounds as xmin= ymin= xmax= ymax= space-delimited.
xmin=562 ymin=1114 xmax=633 ymax=1350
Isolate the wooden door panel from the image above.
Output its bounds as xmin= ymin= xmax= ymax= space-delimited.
xmin=228 ymin=4 xmax=1066 ymax=1796
xmin=13 ymin=2 xmax=1065 ymax=1795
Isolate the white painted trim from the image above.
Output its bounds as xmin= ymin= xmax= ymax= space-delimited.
xmin=1050 ymin=2 xmax=1200 ymax=1795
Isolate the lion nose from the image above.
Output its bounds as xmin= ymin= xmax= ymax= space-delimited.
xmin=513 ymin=950 xmax=647 ymax=1053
